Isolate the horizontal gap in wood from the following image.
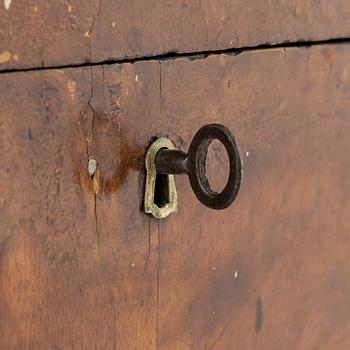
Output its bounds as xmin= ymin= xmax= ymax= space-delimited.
xmin=1 ymin=36 xmax=350 ymax=75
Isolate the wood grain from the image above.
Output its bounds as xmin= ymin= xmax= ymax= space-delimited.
xmin=1 ymin=0 xmax=350 ymax=71
xmin=157 ymin=44 xmax=350 ymax=349
xmin=1 ymin=44 xmax=350 ymax=348
xmin=0 ymin=64 xmax=161 ymax=349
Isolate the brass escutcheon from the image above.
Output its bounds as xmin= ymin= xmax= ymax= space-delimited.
xmin=144 ymin=137 xmax=178 ymax=219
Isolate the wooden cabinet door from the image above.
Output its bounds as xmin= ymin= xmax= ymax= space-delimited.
xmin=2 ymin=44 xmax=350 ymax=350
xmin=1 ymin=2 xmax=350 ymax=349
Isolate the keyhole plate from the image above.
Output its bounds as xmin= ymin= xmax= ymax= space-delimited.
xmin=144 ymin=137 xmax=178 ymax=219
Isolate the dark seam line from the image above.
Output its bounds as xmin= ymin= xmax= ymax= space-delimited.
xmin=1 ymin=36 xmax=350 ymax=74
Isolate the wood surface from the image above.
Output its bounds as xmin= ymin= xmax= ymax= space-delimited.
xmin=1 ymin=0 xmax=350 ymax=71
xmin=1 ymin=43 xmax=350 ymax=349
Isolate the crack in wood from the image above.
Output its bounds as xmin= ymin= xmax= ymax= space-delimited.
xmin=1 ymin=37 xmax=350 ymax=74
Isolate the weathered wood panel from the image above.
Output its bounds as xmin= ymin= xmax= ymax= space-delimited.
xmin=0 ymin=64 xmax=161 ymax=349
xmin=1 ymin=44 xmax=350 ymax=348
xmin=1 ymin=0 xmax=350 ymax=70
xmin=157 ymin=45 xmax=350 ymax=349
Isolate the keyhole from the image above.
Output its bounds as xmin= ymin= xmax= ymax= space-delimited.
xmin=154 ymin=173 xmax=170 ymax=207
